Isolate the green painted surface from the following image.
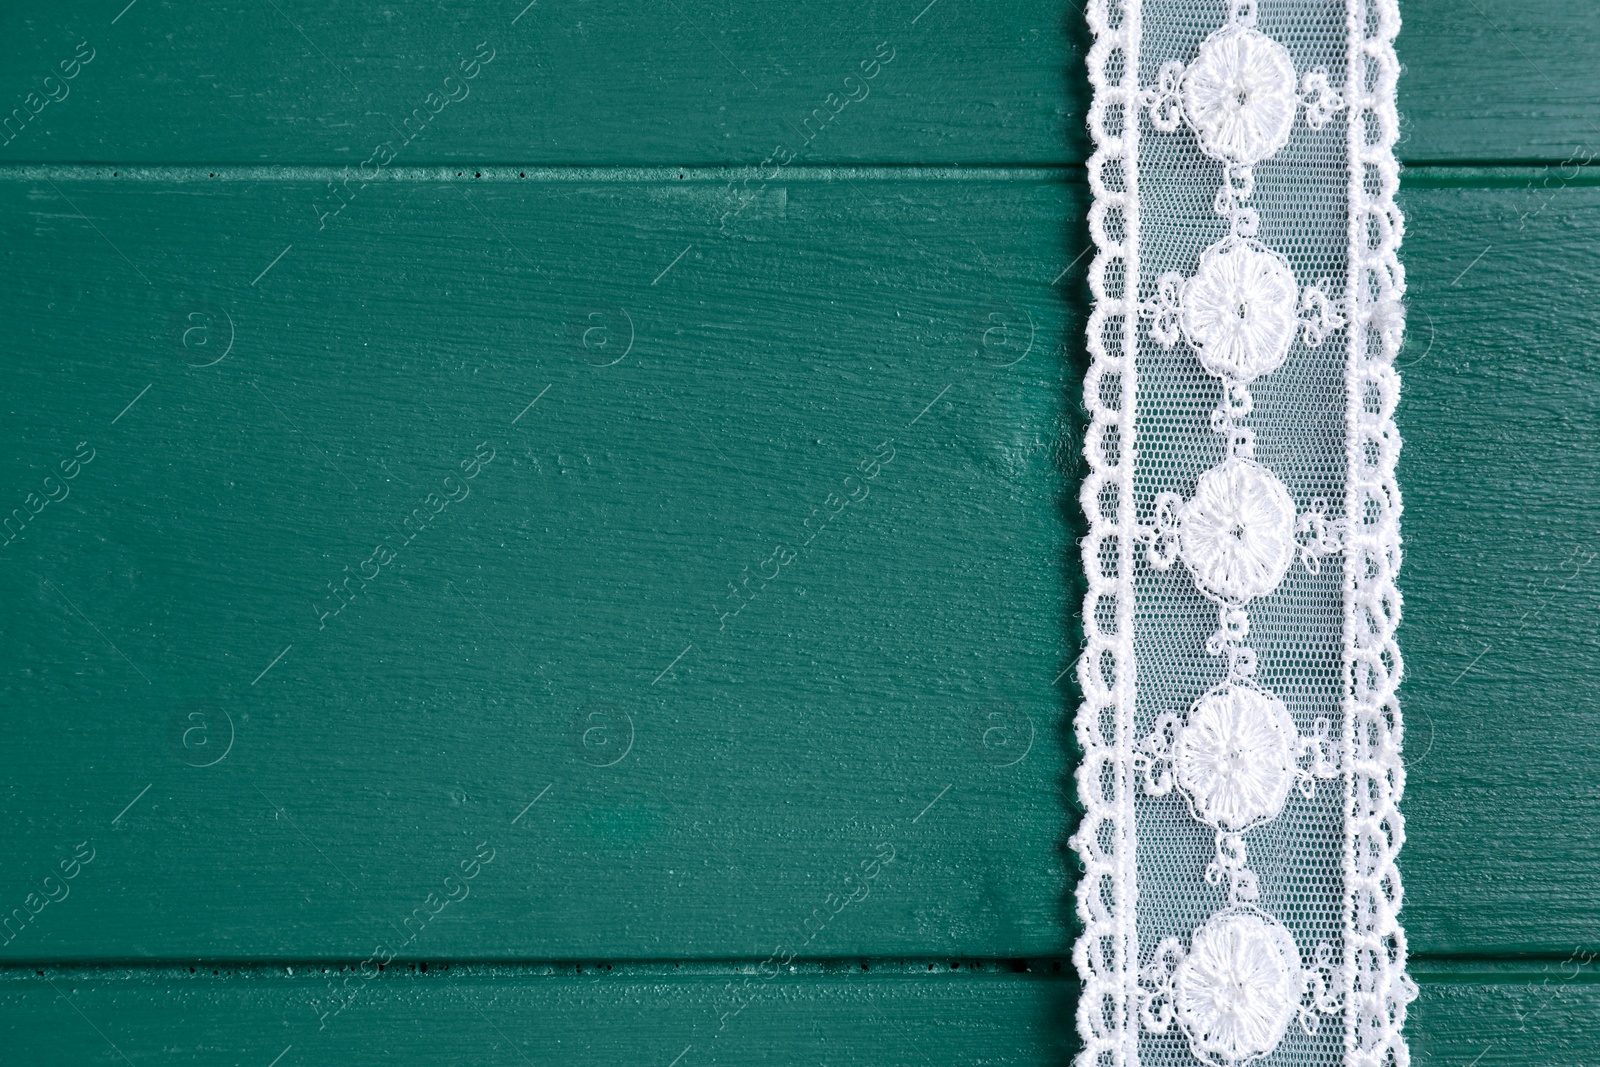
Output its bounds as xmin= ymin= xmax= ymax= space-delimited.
xmin=1397 ymin=3 xmax=1600 ymax=164
xmin=0 ymin=1 xmax=1075 ymax=166
xmin=0 ymin=964 xmax=1595 ymax=1065
xmin=0 ymin=0 xmax=1596 ymax=1061
xmin=3 ymin=966 xmax=1077 ymax=1065
xmin=0 ymin=1 xmax=1593 ymax=165
xmin=0 ymin=175 xmax=1072 ymax=960
xmin=1397 ymin=181 xmax=1600 ymax=956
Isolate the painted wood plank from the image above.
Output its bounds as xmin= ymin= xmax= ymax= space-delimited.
xmin=0 ymin=0 xmax=1081 ymax=166
xmin=1405 ymin=960 xmax=1600 ymax=1067
xmin=1399 ymin=1 xmax=1600 ymax=164
xmin=2 ymin=967 xmax=1076 ymax=1067
xmin=1397 ymin=173 xmax=1600 ymax=954
xmin=0 ymin=964 xmax=1593 ymax=1065
xmin=0 ymin=172 xmax=1078 ymax=960
xmin=1 ymin=1 xmax=1596 ymax=166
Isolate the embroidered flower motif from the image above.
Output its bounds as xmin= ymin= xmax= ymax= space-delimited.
xmin=1182 ymin=238 xmax=1299 ymax=382
xmin=1181 ymin=458 xmax=1296 ymax=603
xmin=1173 ymin=910 xmax=1306 ymax=1065
xmin=1174 ymin=685 xmax=1298 ymax=832
xmin=1182 ymin=27 xmax=1299 ymax=166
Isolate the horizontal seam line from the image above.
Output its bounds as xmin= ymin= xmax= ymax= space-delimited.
xmin=1411 ymin=951 xmax=1600 ymax=963
xmin=0 ymin=956 xmax=1067 ymax=967
xmin=0 ymin=163 xmax=1079 ymax=183
xmin=0 ymin=161 xmax=1579 ymax=182
xmin=4 ymin=953 xmax=1589 ymax=964
xmin=2 ymin=952 xmax=1582 ymax=965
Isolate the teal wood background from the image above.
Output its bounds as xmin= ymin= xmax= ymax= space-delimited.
xmin=1 ymin=1 xmax=1597 ymax=1064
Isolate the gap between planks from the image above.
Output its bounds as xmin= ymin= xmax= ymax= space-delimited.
xmin=0 ymin=164 xmax=1586 ymax=186
xmin=0 ymin=959 xmax=1067 ymax=982
xmin=0 ymin=957 xmax=1592 ymax=984
xmin=0 ymin=164 xmax=1076 ymax=184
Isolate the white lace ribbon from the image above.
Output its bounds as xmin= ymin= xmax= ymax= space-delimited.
xmin=1073 ymin=1 xmax=1413 ymax=1064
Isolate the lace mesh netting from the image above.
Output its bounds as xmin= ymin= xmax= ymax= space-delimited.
xmin=1074 ymin=1 xmax=1412 ymax=1065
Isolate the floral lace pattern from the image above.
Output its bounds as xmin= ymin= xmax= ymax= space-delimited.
xmin=1170 ymin=458 xmax=1298 ymax=603
xmin=1169 ymin=685 xmax=1302 ymax=830
xmin=1174 ymin=27 xmax=1299 ymax=165
xmin=1074 ymin=0 xmax=1412 ymax=1064
xmin=1140 ymin=909 xmax=1341 ymax=1067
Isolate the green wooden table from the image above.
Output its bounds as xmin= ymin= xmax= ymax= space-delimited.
xmin=0 ymin=1 xmax=1595 ymax=1062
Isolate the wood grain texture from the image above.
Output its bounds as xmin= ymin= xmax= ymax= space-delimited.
xmin=1406 ymin=960 xmax=1600 ymax=1066
xmin=1398 ymin=1 xmax=1600 ymax=163
xmin=0 ymin=174 xmax=1078 ymax=960
xmin=1 ymin=0 xmax=1597 ymax=1053
xmin=0 ymin=965 xmax=1593 ymax=1066
xmin=7 ymin=967 xmax=1077 ymax=1066
xmin=1397 ymin=178 xmax=1600 ymax=954
xmin=3 ymin=169 xmax=1597 ymax=970
xmin=0 ymin=0 xmax=1595 ymax=166
xmin=0 ymin=0 xmax=1081 ymax=166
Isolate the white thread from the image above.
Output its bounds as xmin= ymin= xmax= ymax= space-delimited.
xmin=1172 ymin=684 xmax=1299 ymax=832
xmin=1173 ymin=911 xmax=1307 ymax=1065
xmin=1180 ymin=26 xmax=1298 ymax=166
xmin=1138 ymin=909 xmax=1341 ymax=1067
xmin=1181 ymin=238 xmax=1301 ymax=382
xmin=1180 ymin=458 xmax=1297 ymax=604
